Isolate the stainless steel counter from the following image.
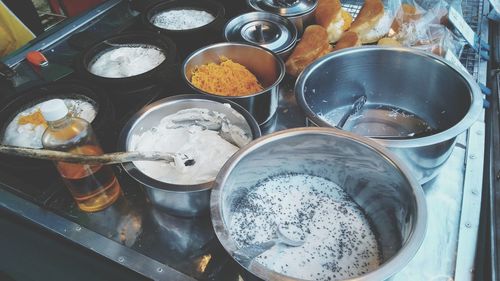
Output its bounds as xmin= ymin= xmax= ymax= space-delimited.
xmin=0 ymin=0 xmax=490 ymax=280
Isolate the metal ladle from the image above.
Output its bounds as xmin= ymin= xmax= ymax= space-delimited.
xmin=335 ymin=95 xmax=437 ymax=140
xmin=336 ymin=94 xmax=367 ymax=129
xmin=233 ymin=224 xmax=305 ymax=267
xmin=0 ymin=145 xmax=195 ymax=166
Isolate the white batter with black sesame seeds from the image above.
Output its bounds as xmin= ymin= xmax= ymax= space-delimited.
xmin=152 ymin=9 xmax=215 ymax=30
xmin=229 ymin=174 xmax=381 ymax=281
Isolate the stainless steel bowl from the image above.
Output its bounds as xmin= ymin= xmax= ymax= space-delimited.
xmin=246 ymin=0 xmax=318 ymax=35
xmin=223 ymin=12 xmax=298 ymax=59
xmin=295 ymin=47 xmax=483 ymax=184
xmin=211 ymin=127 xmax=427 ymax=281
xmin=182 ymin=42 xmax=285 ymax=125
xmin=118 ymin=94 xmax=261 ymax=217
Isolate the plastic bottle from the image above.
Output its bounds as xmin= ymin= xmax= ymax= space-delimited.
xmin=40 ymin=99 xmax=122 ymax=212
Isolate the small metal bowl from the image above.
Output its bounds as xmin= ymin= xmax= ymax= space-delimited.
xmin=183 ymin=42 xmax=285 ymax=126
xmin=211 ymin=127 xmax=427 ymax=281
xmin=246 ymin=0 xmax=318 ymax=35
xmin=118 ymin=94 xmax=261 ymax=217
xmin=295 ymin=47 xmax=483 ymax=183
xmin=223 ymin=12 xmax=298 ymax=59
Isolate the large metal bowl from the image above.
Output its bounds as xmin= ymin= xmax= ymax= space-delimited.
xmin=119 ymin=94 xmax=261 ymax=217
xmin=295 ymin=47 xmax=483 ymax=184
xmin=211 ymin=127 xmax=427 ymax=281
xmin=182 ymin=42 xmax=285 ymax=125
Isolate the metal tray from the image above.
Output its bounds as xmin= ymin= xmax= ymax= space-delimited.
xmin=0 ymin=0 xmax=490 ymax=280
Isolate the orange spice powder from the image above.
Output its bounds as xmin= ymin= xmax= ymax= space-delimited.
xmin=191 ymin=58 xmax=263 ymax=97
xmin=18 ymin=109 xmax=47 ymax=127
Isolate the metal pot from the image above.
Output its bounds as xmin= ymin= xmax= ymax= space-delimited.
xmin=118 ymin=94 xmax=261 ymax=217
xmin=223 ymin=12 xmax=297 ymax=59
xmin=295 ymin=47 xmax=483 ymax=184
xmin=182 ymin=42 xmax=285 ymax=125
xmin=211 ymin=127 xmax=427 ymax=281
xmin=246 ymin=0 xmax=318 ymax=35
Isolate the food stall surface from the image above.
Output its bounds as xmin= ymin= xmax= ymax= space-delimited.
xmin=0 ymin=0 xmax=491 ymax=280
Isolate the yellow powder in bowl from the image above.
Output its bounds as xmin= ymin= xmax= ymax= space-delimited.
xmin=191 ymin=58 xmax=263 ymax=97
xmin=18 ymin=109 xmax=47 ymax=127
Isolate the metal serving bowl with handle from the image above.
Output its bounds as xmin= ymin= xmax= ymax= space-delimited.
xmin=119 ymin=94 xmax=261 ymax=217
xmin=211 ymin=127 xmax=427 ymax=281
xmin=295 ymin=47 xmax=483 ymax=184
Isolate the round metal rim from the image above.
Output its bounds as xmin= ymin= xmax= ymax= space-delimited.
xmin=246 ymin=0 xmax=318 ymax=17
xmin=223 ymin=12 xmax=298 ymax=54
xmin=294 ymin=46 xmax=484 ymax=148
xmin=145 ymin=0 xmax=225 ymax=33
xmin=210 ymin=127 xmax=427 ymax=281
xmin=81 ymin=32 xmax=177 ymax=81
xmin=118 ymin=94 xmax=262 ymax=192
xmin=182 ymin=42 xmax=286 ymax=100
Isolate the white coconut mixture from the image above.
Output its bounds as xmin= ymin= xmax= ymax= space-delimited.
xmin=129 ymin=108 xmax=251 ymax=185
xmin=152 ymin=9 xmax=215 ymax=30
xmin=2 ymin=99 xmax=96 ymax=148
xmin=229 ymin=174 xmax=381 ymax=281
xmin=89 ymin=46 xmax=166 ymax=78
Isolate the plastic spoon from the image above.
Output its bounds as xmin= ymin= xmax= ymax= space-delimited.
xmin=233 ymin=224 xmax=305 ymax=267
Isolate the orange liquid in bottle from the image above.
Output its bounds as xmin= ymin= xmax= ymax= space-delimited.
xmin=56 ymin=145 xmax=122 ymax=212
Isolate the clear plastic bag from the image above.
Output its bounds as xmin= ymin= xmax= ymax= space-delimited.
xmin=384 ymin=0 xmax=465 ymax=58
xmin=376 ymin=0 xmax=403 ymax=37
xmin=412 ymin=24 xmax=466 ymax=58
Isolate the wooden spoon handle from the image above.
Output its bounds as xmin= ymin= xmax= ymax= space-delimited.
xmin=0 ymin=145 xmax=180 ymax=165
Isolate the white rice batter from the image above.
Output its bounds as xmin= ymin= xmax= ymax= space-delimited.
xmin=152 ymin=9 xmax=215 ymax=30
xmin=3 ymin=99 xmax=96 ymax=148
xmin=229 ymin=174 xmax=381 ymax=281
xmin=129 ymin=108 xmax=251 ymax=185
xmin=89 ymin=46 xmax=166 ymax=78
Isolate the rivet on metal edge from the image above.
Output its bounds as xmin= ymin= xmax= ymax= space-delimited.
xmin=496 ymin=170 xmax=500 ymax=180
xmin=118 ymin=256 xmax=125 ymax=262
xmin=157 ymin=268 xmax=164 ymax=273
xmin=75 ymin=226 xmax=82 ymax=231
xmin=470 ymin=154 xmax=476 ymax=159
xmin=465 ymin=223 xmax=472 ymax=228
xmin=476 ymin=130 xmax=483 ymax=135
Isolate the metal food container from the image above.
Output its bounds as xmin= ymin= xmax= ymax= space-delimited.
xmin=211 ymin=127 xmax=427 ymax=281
xmin=76 ymin=31 xmax=177 ymax=92
xmin=224 ymin=12 xmax=297 ymax=59
xmin=246 ymin=0 xmax=318 ymax=35
xmin=182 ymin=42 xmax=285 ymax=125
xmin=295 ymin=47 xmax=483 ymax=184
xmin=118 ymin=94 xmax=261 ymax=217
xmin=141 ymin=0 xmax=226 ymax=59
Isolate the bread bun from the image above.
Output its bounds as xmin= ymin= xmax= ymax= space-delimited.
xmin=333 ymin=31 xmax=361 ymax=51
xmin=285 ymin=25 xmax=332 ymax=77
xmin=315 ymin=0 xmax=353 ymax=43
xmin=377 ymin=37 xmax=402 ymax=46
xmin=349 ymin=0 xmax=392 ymax=43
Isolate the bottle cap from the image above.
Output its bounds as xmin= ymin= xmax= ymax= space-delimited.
xmin=40 ymin=99 xmax=69 ymax=121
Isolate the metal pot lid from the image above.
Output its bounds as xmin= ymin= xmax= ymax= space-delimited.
xmin=224 ymin=12 xmax=297 ymax=53
xmin=247 ymin=0 xmax=318 ymax=17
